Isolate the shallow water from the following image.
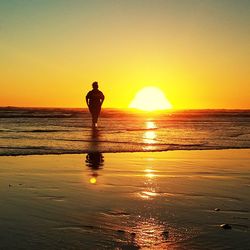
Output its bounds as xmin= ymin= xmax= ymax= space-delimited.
xmin=0 ymin=150 xmax=249 ymax=249
xmin=0 ymin=107 xmax=250 ymax=156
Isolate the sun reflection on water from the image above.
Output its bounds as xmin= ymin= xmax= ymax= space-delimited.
xmin=143 ymin=121 xmax=158 ymax=151
xmin=146 ymin=121 xmax=157 ymax=129
xmin=144 ymin=131 xmax=157 ymax=141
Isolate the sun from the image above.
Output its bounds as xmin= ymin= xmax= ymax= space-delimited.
xmin=129 ymin=86 xmax=172 ymax=111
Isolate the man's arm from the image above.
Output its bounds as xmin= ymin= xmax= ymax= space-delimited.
xmin=100 ymin=93 xmax=105 ymax=105
xmin=86 ymin=92 xmax=90 ymax=107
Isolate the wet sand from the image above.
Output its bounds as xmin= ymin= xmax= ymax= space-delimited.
xmin=0 ymin=149 xmax=249 ymax=249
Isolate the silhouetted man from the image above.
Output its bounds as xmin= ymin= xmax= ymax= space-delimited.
xmin=86 ymin=82 xmax=105 ymax=127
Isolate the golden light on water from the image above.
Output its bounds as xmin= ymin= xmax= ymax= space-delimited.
xmin=146 ymin=121 xmax=157 ymax=129
xmin=129 ymin=87 xmax=172 ymax=111
xmin=144 ymin=131 xmax=156 ymax=140
xmin=144 ymin=121 xmax=157 ymax=141
xmin=143 ymin=121 xmax=158 ymax=151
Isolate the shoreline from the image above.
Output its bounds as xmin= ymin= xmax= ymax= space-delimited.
xmin=1 ymin=147 xmax=250 ymax=157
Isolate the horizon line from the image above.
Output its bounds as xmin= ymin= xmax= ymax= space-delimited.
xmin=0 ymin=106 xmax=250 ymax=111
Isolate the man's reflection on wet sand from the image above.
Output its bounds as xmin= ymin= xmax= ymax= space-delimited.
xmin=85 ymin=128 xmax=104 ymax=184
xmin=86 ymin=152 xmax=104 ymax=170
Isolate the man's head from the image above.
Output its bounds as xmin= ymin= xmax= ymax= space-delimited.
xmin=92 ymin=81 xmax=98 ymax=90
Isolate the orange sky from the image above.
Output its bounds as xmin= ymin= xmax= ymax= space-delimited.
xmin=0 ymin=0 xmax=249 ymax=109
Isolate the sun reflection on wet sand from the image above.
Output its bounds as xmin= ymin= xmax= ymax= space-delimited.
xmin=139 ymin=190 xmax=158 ymax=199
xmin=129 ymin=215 xmax=194 ymax=250
xmin=131 ymin=217 xmax=170 ymax=249
xmin=144 ymin=168 xmax=156 ymax=179
xmin=137 ymin=166 xmax=158 ymax=200
xmin=133 ymin=162 xmax=171 ymax=248
xmin=89 ymin=177 xmax=97 ymax=184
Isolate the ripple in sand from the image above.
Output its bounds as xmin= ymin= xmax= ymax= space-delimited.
xmin=102 ymin=210 xmax=130 ymax=217
xmin=23 ymin=186 xmax=37 ymax=190
xmin=219 ymin=209 xmax=249 ymax=214
xmin=231 ymin=224 xmax=249 ymax=231
xmin=37 ymin=195 xmax=65 ymax=202
xmin=55 ymin=224 xmax=97 ymax=232
xmin=160 ymin=191 xmax=242 ymax=202
xmin=233 ymin=217 xmax=248 ymax=220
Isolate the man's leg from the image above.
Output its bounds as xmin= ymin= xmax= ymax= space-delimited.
xmin=90 ymin=106 xmax=100 ymax=127
xmin=91 ymin=112 xmax=99 ymax=127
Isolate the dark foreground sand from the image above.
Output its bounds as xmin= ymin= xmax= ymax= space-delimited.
xmin=0 ymin=150 xmax=249 ymax=249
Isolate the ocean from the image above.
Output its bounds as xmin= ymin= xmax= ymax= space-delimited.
xmin=0 ymin=107 xmax=250 ymax=156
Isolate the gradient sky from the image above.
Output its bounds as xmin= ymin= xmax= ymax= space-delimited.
xmin=1 ymin=0 xmax=249 ymax=109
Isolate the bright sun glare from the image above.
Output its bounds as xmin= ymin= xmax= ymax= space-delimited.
xmin=129 ymin=87 xmax=172 ymax=111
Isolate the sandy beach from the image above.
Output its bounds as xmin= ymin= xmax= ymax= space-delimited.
xmin=0 ymin=149 xmax=249 ymax=249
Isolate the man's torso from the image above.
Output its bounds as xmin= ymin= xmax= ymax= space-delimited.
xmin=87 ymin=90 xmax=104 ymax=107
